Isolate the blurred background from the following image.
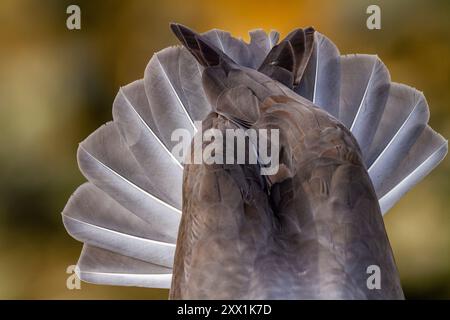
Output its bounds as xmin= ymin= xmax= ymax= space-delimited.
xmin=0 ymin=0 xmax=449 ymax=299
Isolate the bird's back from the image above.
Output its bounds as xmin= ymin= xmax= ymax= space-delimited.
xmin=171 ymin=90 xmax=403 ymax=299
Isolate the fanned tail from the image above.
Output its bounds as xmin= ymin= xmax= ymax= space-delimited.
xmin=336 ymin=56 xmax=447 ymax=214
xmin=62 ymin=29 xmax=278 ymax=289
xmin=62 ymin=25 xmax=447 ymax=291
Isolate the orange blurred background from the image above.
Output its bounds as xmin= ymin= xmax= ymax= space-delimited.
xmin=0 ymin=0 xmax=449 ymax=299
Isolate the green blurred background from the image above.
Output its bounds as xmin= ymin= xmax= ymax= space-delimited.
xmin=0 ymin=0 xmax=449 ymax=299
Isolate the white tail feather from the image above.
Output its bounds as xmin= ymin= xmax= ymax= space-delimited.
xmin=76 ymin=245 xmax=172 ymax=289
xmin=296 ymin=32 xmax=340 ymax=118
xmin=113 ymin=81 xmax=183 ymax=207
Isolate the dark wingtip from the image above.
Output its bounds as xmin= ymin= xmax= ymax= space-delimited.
xmin=169 ymin=22 xmax=181 ymax=39
xmin=170 ymin=23 xmax=194 ymax=47
xmin=169 ymin=23 xmax=229 ymax=67
xmin=305 ymin=26 xmax=315 ymax=33
xmin=170 ymin=23 xmax=205 ymax=65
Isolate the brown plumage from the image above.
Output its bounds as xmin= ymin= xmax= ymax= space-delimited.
xmin=169 ymin=29 xmax=403 ymax=297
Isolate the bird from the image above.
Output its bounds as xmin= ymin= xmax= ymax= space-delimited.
xmin=62 ymin=23 xmax=447 ymax=299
